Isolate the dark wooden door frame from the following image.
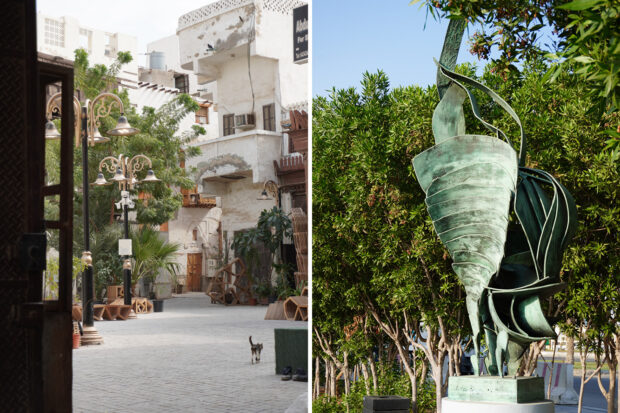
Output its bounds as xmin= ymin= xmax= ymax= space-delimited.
xmin=0 ymin=1 xmax=75 ymax=408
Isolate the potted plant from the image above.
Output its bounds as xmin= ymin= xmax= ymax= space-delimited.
xmin=131 ymin=225 xmax=181 ymax=299
xmin=254 ymin=282 xmax=273 ymax=305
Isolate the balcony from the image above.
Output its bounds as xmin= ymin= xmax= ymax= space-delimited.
xmin=177 ymin=0 xmax=305 ymax=83
xmin=188 ymin=129 xmax=281 ymax=184
xmin=182 ymin=192 xmax=219 ymax=208
xmin=274 ymin=154 xmax=305 ymax=193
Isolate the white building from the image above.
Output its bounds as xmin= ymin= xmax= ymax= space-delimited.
xmin=165 ymin=0 xmax=308 ymax=293
xmin=37 ymin=13 xmax=138 ymax=90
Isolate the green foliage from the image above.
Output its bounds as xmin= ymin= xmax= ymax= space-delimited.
xmin=313 ymin=68 xmax=466 ymax=344
xmin=74 ymin=48 xmax=133 ymax=99
xmin=313 ymin=59 xmax=618 ymax=406
xmin=91 ymin=225 xmax=123 ymax=299
xmin=312 ymin=363 xmax=436 ymax=413
xmin=46 ymin=49 xmax=204 ymax=297
xmin=131 ymin=225 xmax=181 ymax=287
xmin=231 ymin=207 xmax=292 ymax=286
xmin=43 ymin=255 xmax=87 ymax=302
xmin=417 ymin=0 xmax=619 ymax=149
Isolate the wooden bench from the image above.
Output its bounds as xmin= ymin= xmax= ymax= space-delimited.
xmin=100 ymin=304 xmax=131 ymax=320
xmin=132 ymin=297 xmax=153 ymax=313
xmin=93 ymin=304 xmax=105 ymax=321
xmin=283 ymin=296 xmax=308 ymax=321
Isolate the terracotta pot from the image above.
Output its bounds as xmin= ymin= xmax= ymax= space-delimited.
xmin=249 ymin=297 xmax=258 ymax=306
xmin=72 ymin=333 xmax=80 ymax=349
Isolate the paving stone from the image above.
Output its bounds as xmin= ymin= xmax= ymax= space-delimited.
xmin=73 ymin=294 xmax=308 ymax=412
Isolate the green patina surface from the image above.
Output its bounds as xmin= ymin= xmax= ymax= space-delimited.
xmin=411 ymin=20 xmax=577 ymax=377
xmin=448 ymin=376 xmax=545 ymax=403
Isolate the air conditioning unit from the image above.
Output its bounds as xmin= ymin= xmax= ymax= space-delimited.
xmin=235 ymin=113 xmax=255 ymax=130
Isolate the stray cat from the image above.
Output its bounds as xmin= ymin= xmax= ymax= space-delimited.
xmin=249 ymin=336 xmax=263 ymax=364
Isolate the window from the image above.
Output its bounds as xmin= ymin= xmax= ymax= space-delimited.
xmin=263 ymin=103 xmax=276 ymax=131
xmin=44 ymin=18 xmax=65 ymax=47
xmin=104 ymin=33 xmax=114 ymax=57
xmin=79 ymin=28 xmax=91 ymax=52
xmin=175 ymin=74 xmax=189 ymax=94
xmin=223 ymin=114 xmax=235 ymax=136
xmin=193 ymin=229 xmax=198 ymax=241
xmin=195 ymin=104 xmax=209 ymax=124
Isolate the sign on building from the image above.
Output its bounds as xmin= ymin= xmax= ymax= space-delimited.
xmin=293 ymin=4 xmax=308 ymax=64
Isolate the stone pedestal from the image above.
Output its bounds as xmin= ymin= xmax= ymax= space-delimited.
xmin=445 ymin=376 xmax=553 ymax=413
xmin=449 ymin=376 xmax=545 ymax=403
xmin=442 ymin=398 xmax=554 ymax=413
xmin=80 ymin=325 xmax=103 ymax=345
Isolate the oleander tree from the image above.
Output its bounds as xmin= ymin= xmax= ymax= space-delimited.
xmin=413 ymin=0 xmax=620 ymax=151
xmin=313 ymin=71 xmax=468 ymax=413
xmin=313 ymin=59 xmax=619 ymax=412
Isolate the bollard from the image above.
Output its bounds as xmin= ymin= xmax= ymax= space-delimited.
xmin=363 ymin=395 xmax=410 ymax=413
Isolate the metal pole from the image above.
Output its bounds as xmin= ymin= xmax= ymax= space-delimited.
xmin=81 ymin=105 xmax=94 ymax=327
xmin=123 ymin=202 xmax=131 ymax=306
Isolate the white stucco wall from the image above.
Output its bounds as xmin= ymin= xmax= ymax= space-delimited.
xmin=147 ymin=35 xmax=200 ymax=96
xmin=166 ymin=0 xmax=306 ymax=286
xmin=177 ymin=0 xmax=308 ymax=118
xmin=187 ymin=130 xmax=281 ymax=184
xmin=37 ymin=13 xmax=138 ymax=86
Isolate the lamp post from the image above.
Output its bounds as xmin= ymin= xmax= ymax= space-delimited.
xmin=46 ymin=92 xmax=138 ymax=345
xmin=258 ymin=179 xmax=280 ymax=207
xmin=94 ymin=154 xmax=160 ymax=306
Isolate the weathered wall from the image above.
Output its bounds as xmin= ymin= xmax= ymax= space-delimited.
xmin=186 ymin=130 xmax=281 ymax=183
xmin=138 ymin=68 xmax=175 ymax=88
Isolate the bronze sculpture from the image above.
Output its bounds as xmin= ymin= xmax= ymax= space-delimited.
xmin=412 ymin=21 xmax=577 ymax=377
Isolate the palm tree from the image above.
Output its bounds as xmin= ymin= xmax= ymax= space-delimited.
xmin=131 ymin=225 xmax=181 ymax=295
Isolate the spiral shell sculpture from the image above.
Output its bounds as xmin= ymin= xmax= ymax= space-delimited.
xmin=412 ymin=22 xmax=577 ymax=376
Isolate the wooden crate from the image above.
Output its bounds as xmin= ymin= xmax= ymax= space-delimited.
xmin=107 ymin=285 xmax=124 ymax=301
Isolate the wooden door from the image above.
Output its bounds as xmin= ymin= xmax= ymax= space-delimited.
xmin=187 ymin=253 xmax=203 ymax=292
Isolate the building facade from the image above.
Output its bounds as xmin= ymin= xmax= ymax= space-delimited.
xmin=37 ymin=13 xmax=138 ymax=90
xmin=167 ymin=0 xmax=308 ymax=293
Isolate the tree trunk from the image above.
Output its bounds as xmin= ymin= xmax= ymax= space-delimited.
xmin=330 ymin=361 xmax=337 ymax=397
xmin=343 ymin=351 xmax=351 ymax=396
xmin=430 ymin=353 xmax=446 ymax=413
xmin=368 ymin=355 xmax=378 ymax=391
xmin=361 ymin=361 xmax=371 ymax=395
xmin=578 ymin=351 xmax=587 ymax=413
xmin=324 ymin=357 xmax=331 ymax=398
xmin=420 ymin=357 xmax=428 ymax=383
xmin=313 ymin=356 xmax=320 ymax=400
xmin=606 ymin=362 xmax=616 ymax=413
xmin=567 ymin=335 xmax=575 ymax=364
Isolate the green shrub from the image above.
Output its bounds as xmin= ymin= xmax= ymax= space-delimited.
xmin=312 ymin=362 xmax=436 ymax=413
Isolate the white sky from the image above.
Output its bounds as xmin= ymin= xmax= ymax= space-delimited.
xmin=36 ymin=0 xmax=217 ymax=67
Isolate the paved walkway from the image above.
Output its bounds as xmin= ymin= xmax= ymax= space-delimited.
xmin=73 ymin=293 xmax=308 ymax=412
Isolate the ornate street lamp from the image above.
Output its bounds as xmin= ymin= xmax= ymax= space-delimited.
xmin=94 ymin=154 xmax=159 ymax=307
xmin=45 ymin=92 xmax=138 ymax=345
xmin=257 ymin=179 xmax=280 ymax=206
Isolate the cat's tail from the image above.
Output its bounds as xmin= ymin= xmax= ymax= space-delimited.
xmin=249 ymin=336 xmax=253 ymax=346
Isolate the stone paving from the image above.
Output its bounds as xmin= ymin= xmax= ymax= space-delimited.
xmin=73 ymin=293 xmax=308 ymax=412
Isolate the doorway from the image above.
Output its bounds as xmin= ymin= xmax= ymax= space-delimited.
xmin=186 ymin=253 xmax=202 ymax=292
